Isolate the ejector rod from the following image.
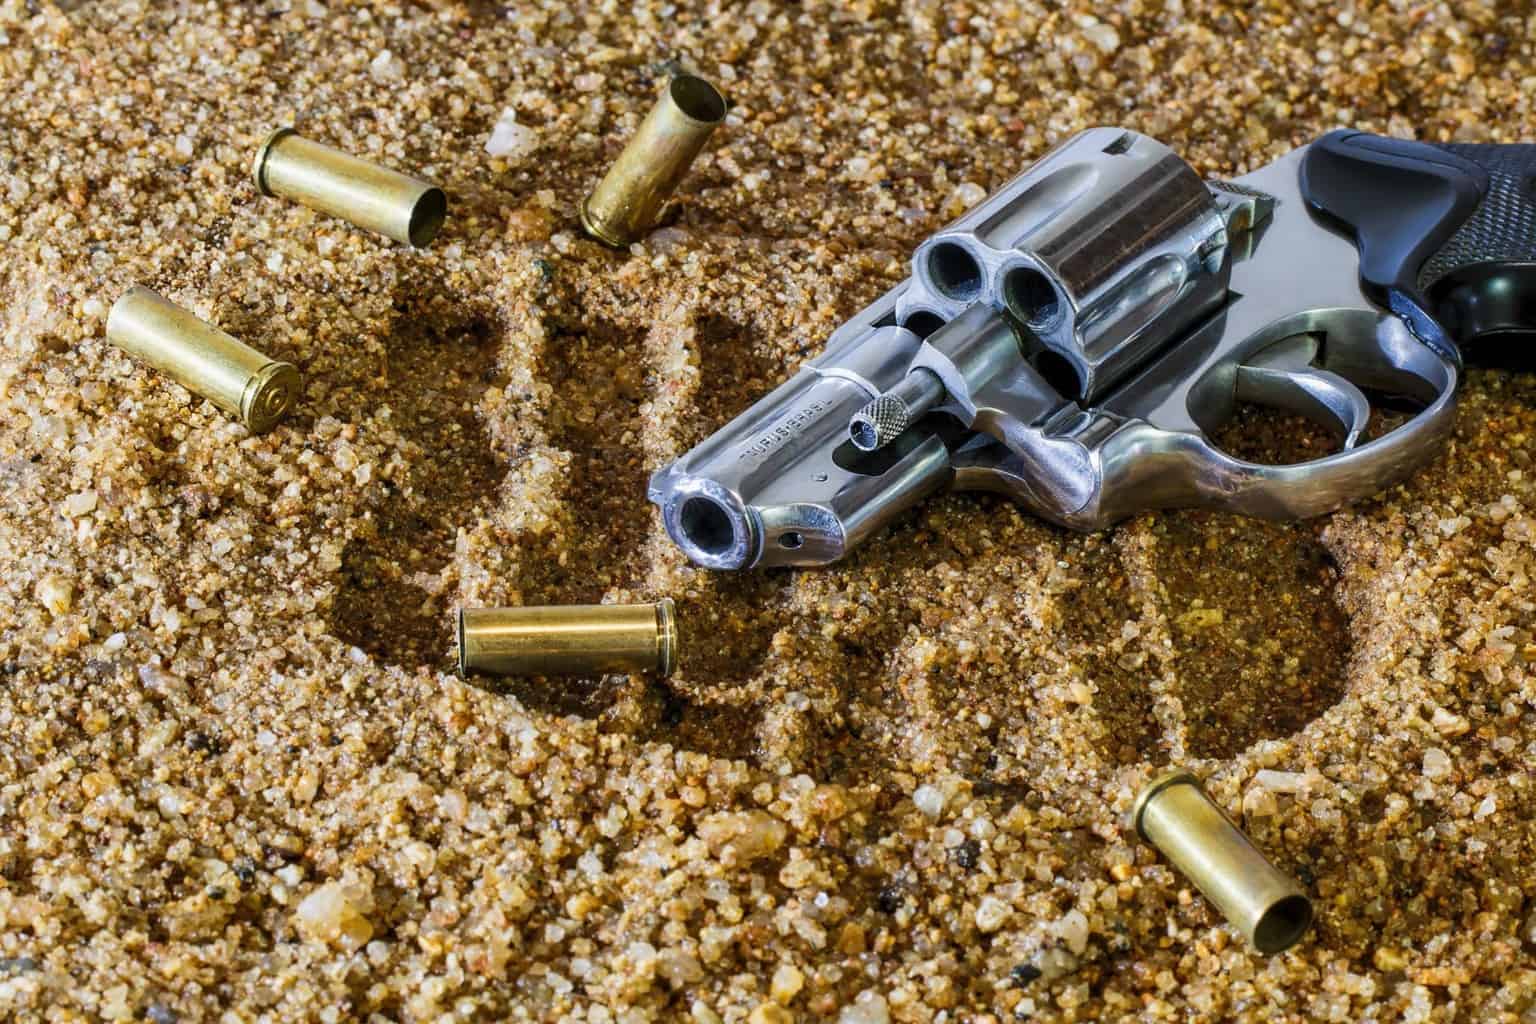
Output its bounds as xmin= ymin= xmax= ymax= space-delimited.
xmin=849 ymin=369 xmax=945 ymax=452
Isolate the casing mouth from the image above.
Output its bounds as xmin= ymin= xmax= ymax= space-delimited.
xmin=1252 ymin=894 xmax=1315 ymax=955
xmin=408 ymin=188 xmax=448 ymax=248
xmin=456 ymin=608 xmax=468 ymax=676
xmin=668 ymin=74 xmax=727 ymax=125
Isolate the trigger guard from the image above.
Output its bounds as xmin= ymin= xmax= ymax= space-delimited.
xmin=1073 ymin=374 xmax=1456 ymax=529
xmin=1007 ymin=326 xmax=1460 ymax=530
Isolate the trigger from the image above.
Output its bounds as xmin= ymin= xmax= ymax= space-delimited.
xmin=1235 ymin=353 xmax=1372 ymax=450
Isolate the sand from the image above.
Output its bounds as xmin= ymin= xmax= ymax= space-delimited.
xmin=1 ymin=0 xmax=1535 ymax=1020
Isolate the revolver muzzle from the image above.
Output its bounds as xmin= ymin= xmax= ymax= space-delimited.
xmin=652 ymin=368 xmax=877 ymax=569
xmin=650 ymin=317 xmax=957 ymax=569
xmin=661 ymin=477 xmax=762 ymax=570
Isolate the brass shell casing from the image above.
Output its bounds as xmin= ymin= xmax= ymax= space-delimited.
xmin=252 ymin=128 xmax=447 ymax=247
xmin=581 ymin=75 xmax=726 ymax=247
xmin=1134 ymin=770 xmax=1314 ymax=954
xmin=459 ymin=600 xmax=677 ymax=678
xmin=106 ymin=287 xmax=300 ymax=433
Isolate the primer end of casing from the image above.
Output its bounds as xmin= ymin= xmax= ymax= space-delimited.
xmin=240 ymin=361 xmax=301 ymax=433
xmin=655 ymin=598 xmax=678 ymax=678
xmin=252 ymin=126 xmax=299 ymax=196
xmin=579 ymin=195 xmax=629 ymax=249
xmin=1132 ymin=768 xmax=1199 ymax=839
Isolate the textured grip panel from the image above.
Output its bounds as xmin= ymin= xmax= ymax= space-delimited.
xmin=1420 ymin=143 xmax=1536 ymax=290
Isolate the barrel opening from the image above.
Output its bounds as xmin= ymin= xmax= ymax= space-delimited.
xmin=679 ymin=496 xmax=736 ymax=556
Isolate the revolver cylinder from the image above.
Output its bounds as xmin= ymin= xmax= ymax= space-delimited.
xmin=911 ymin=128 xmax=1229 ymax=400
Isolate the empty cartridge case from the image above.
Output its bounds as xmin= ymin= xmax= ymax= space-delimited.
xmin=252 ymin=128 xmax=447 ymax=247
xmin=1134 ymin=770 xmax=1313 ymax=954
xmin=459 ymin=600 xmax=677 ymax=678
xmin=581 ymin=74 xmax=726 ymax=247
xmin=106 ymin=286 xmax=300 ymax=433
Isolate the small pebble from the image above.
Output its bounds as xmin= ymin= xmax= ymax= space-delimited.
xmin=369 ymin=50 xmax=402 ymax=80
xmin=1011 ymin=963 xmax=1043 ymax=986
xmin=294 ymin=883 xmax=373 ymax=950
xmin=485 ymin=108 xmax=539 ymax=160
xmin=64 ymin=490 xmax=97 ymax=517
xmin=951 ymin=182 xmax=986 ymax=209
xmin=771 ymin=963 xmax=804 ymax=1005
xmin=912 ymin=784 xmax=945 ymax=819
xmin=1254 ymin=769 xmax=1311 ymax=795
xmin=36 ymin=575 xmax=74 ymax=615
xmin=975 ymin=895 xmax=1011 ymax=933
xmin=838 ymin=992 xmax=890 ymax=1024
xmin=1083 ymin=20 xmax=1121 ymax=54
xmin=1430 ymin=707 xmax=1470 ymax=738
xmin=748 ymin=1004 xmax=792 ymax=1024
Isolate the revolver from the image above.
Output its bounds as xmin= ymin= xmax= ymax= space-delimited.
xmin=650 ymin=128 xmax=1536 ymax=569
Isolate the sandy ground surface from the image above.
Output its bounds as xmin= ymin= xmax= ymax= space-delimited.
xmin=2 ymin=1 xmax=1536 ymax=1021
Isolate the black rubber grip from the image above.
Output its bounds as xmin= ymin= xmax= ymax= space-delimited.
xmin=1420 ymin=143 xmax=1536 ymax=285
xmin=1300 ymin=130 xmax=1536 ymax=368
xmin=1421 ymin=143 xmax=1536 ymax=364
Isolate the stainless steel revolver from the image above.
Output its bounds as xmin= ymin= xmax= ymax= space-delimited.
xmin=651 ymin=128 xmax=1536 ymax=569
